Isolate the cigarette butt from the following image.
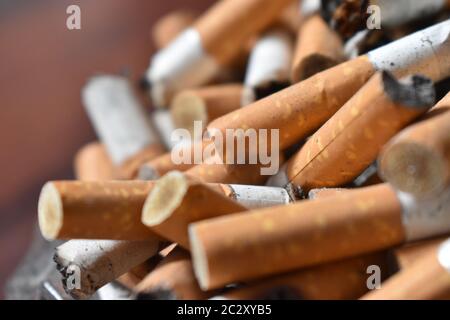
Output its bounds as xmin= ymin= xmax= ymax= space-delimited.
xmin=190 ymin=183 xmax=450 ymax=290
xmin=147 ymin=0 xmax=293 ymax=107
xmin=141 ymin=171 xmax=246 ymax=248
xmin=207 ymin=20 xmax=450 ymax=158
xmin=189 ymin=184 xmax=406 ymax=289
xmin=135 ymin=247 xmax=213 ymax=300
xmin=38 ymin=181 xmax=158 ymax=241
xmin=287 ymin=71 xmax=435 ymax=192
xmin=54 ymin=239 xmax=159 ymax=299
xmin=214 ymin=252 xmax=389 ymax=300
xmin=391 ymin=236 xmax=448 ymax=270
xmin=244 ymin=28 xmax=294 ymax=94
xmin=170 ymin=84 xmax=255 ymax=135
xmin=291 ymin=14 xmax=344 ymax=82
xmin=379 ymin=107 xmax=450 ymax=199
xmin=138 ymin=140 xmax=214 ymax=180
xmin=151 ymin=10 xmax=197 ymax=49
xmin=308 ymin=188 xmax=348 ymax=200
xmin=361 ymin=237 xmax=450 ymax=300
xmin=74 ymin=142 xmax=115 ymax=181
xmin=115 ymin=143 xmax=165 ymax=179
xmin=82 ymin=75 xmax=161 ymax=167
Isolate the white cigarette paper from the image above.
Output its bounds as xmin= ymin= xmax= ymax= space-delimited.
xmin=54 ymin=240 xmax=159 ymax=299
xmin=146 ymin=28 xmax=220 ymax=107
xmin=244 ymin=29 xmax=294 ymax=90
xmin=82 ymin=75 xmax=157 ymax=165
xmin=227 ymin=185 xmax=293 ymax=208
xmin=368 ymin=19 xmax=450 ymax=82
xmin=398 ymin=188 xmax=450 ymax=242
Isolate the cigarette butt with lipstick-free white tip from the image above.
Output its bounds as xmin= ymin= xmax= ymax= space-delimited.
xmin=141 ymin=171 xmax=247 ymax=249
xmin=189 ymin=184 xmax=450 ymax=290
xmin=291 ymin=14 xmax=345 ymax=82
xmin=74 ymin=142 xmax=115 ymax=181
xmin=361 ymin=237 xmax=450 ymax=300
xmin=82 ymin=75 xmax=164 ymax=178
xmin=135 ymin=247 xmax=213 ymax=300
xmin=170 ymin=84 xmax=255 ymax=135
xmin=207 ymin=20 xmax=450 ymax=159
xmin=54 ymin=239 xmax=159 ymax=299
xmin=146 ymin=0 xmax=294 ymax=107
xmin=379 ymin=102 xmax=450 ymax=199
xmin=244 ymin=28 xmax=294 ymax=95
xmin=213 ymin=251 xmax=389 ymax=300
xmin=287 ymin=71 xmax=435 ymax=192
xmin=38 ymin=180 xmax=158 ymax=241
xmin=151 ymin=10 xmax=197 ymax=49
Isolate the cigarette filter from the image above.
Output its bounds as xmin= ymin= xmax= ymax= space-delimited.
xmin=146 ymin=0 xmax=293 ymax=107
xmin=189 ymin=183 xmax=450 ymax=289
xmin=135 ymin=247 xmax=212 ymax=300
xmin=379 ymin=106 xmax=450 ymax=198
xmin=214 ymin=252 xmax=389 ymax=300
xmin=392 ymin=237 xmax=447 ymax=270
xmin=74 ymin=142 xmax=114 ymax=181
xmin=38 ymin=181 xmax=158 ymax=241
xmin=244 ymin=28 xmax=294 ymax=93
xmin=54 ymin=240 xmax=159 ymax=299
xmin=170 ymin=84 xmax=255 ymax=135
xmin=362 ymin=237 xmax=450 ymax=300
xmin=286 ymin=71 xmax=435 ymax=192
xmin=151 ymin=10 xmax=197 ymax=49
xmin=291 ymin=14 xmax=344 ymax=82
xmin=184 ymin=155 xmax=275 ymax=185
xmin=82 ymin=75 xmax=163 ymax=170
xmin=208 ymin=20 xmax=450 ymax=158
xmin=141 ymin=171 xmax=246 ymax=248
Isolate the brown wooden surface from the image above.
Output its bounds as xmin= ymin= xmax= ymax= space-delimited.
xmin=0 ymin=0 xmax=214 ymax=298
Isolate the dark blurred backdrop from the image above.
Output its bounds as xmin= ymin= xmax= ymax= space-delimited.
xmin=0 ymin=0 xmax=214 ymax=298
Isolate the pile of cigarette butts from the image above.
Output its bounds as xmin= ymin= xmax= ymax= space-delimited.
xmin=37 ymin=0 xmax=450 ymax=300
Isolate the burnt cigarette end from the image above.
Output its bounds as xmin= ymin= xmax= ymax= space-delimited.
xmin=382 ymin=71 xmax=436 ymax=109
xmin=138 ymin=76 xmax=151 ymax=91
xmin=254 ymin=81 xmax=290 ymax=100
xmin=138 ymin=163 xmax=160 ymax=180
xmin=141 ymin=171 xmax=189 ymax=226
xmin=296 ymin=55 xmax=339 ymax=82
xmin=38 ymin=182 xmax=63 ymax=240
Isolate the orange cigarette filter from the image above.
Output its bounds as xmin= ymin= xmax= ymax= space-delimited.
xmin=189 ymin=184 xmax=406 ymax=289
xmin=291 ymin=14 xmax=345 ymax=83
xmin=391 ymin=236 xmax=448 ymax=270
xmin=151 ymin=10 xmax=197 ymax=49
xmin=38 ymin=181 xmax=158 ymax=241
xmin=74 ymin=142 xmax=115 ymax=181
xmin=287 ymin=71 xmax=435 ymax=192
xmin=170 ymin=84 xmax=254 ymax=135
xmin=184 ymin=155 xmax=277 ymax=185
xmin=135 ymin=247 xmax=213 ymax=300
xmin=361 ymin=238 xmax=450 ymax=300
xmin=141 ymin=171 xmax=247 ymax=249
xmin=216 ymin=251 xmax=389 ymax=300
xmin=379 ymin=102 xmax=450 ymax=199
xmin=207 ymin=21 xmax=450 ymax=158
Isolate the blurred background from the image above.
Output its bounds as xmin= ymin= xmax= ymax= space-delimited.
xmin=0 ymin=0 xmax=214 ymax=298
